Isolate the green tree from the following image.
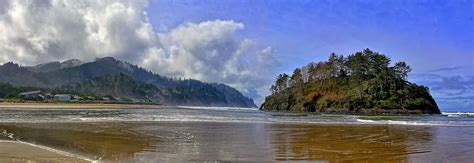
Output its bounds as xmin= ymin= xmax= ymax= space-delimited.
xmin=393 ymin=61 xmax=411 ymax=81
xmin=270 ymin=84 xmax=277 ymax=94
xmin=346 ymin=51 xmax=370 ymax=99
xmin=368 ymin=53 xmax=390 ymax=77
xmin=328 ymin=53 xmax=346 ymax=77
xmin=273 ymin=73 xmax=290 ymax=93
xmin=290 ymin=68 xmax=303 ymax=87
xmin=307 ymin=64 xmax=316 ymax=81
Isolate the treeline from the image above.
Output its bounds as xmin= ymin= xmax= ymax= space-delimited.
xmin=262 ymin=49 xmax=440 ymax=114
xmin=0 ymin=83 xmax=40 ymax=99
xmin=61 ymin=73 xmax=255 ymax=107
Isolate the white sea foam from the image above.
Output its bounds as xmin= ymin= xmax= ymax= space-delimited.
xmin=356 ymin=119 xmax=457 ymax=126
xmin=442 ymin=112 xmax=474 ymax=117
xmin=385 ymin=120 xmax=435 ymax=126
xmin=356 ymin=119 xmax=376 ymax=123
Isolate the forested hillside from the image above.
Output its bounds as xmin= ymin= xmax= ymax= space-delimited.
xmin=261 ymin=49 xmax=440 ymax=114
xmin=0 ymin=57 xmax=256 ymax=107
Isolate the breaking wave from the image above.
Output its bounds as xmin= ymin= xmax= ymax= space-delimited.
xmin=0 ymin=107 xmax=473 ymax=126
xmin=442 ymin=112 xmax=474 ymax=117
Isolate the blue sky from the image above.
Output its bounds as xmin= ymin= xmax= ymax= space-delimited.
xmin=0 ymin=0 xmax=472 ymax=111
xmin=147 ymin=0 xmax=473 ymax=111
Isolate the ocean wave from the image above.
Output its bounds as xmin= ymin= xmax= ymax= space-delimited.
xmin=384 ymin=120 xmax=435 ymax=126
xmin=1 ymin=108 xmax=473 ymax=126
xmin=356 ymin=119 xmax=376 ymax=123
xmin=356 ymin=118 xmax=474 ymax=126
xmin=442 ymin=112 xmax=474 ymax=117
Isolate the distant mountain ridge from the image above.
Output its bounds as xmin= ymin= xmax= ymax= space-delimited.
xmin=28 ymin=59 xmax=84 ymax=72
xmin=0 ymin=57 xmax=256 ymax=107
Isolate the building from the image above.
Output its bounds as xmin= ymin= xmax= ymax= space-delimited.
xmin=44 ymin=93 xmax=53 ymax=100
xmin=54 ymin=94 xmax=71 ymax=101
xmin=71 ymin=95 xmax=82 ymax=101
xmin=19 ymin=90 xmax=44 ymax=100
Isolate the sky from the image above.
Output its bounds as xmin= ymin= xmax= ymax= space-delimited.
xmin=0 ymin=0 xmax=472 ymax=111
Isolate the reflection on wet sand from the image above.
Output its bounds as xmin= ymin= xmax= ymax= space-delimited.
xmin=268 ymin=124 xmax=434 ymax=162
xmin=137 ymin=122 xmax=275 ymax=162
xmin=0 ymin=123 xmax=153 ymax=161
xmin=1 ymin=122 xmax=473 ymax=162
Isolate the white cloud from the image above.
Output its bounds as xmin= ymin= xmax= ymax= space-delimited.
xmin=142 ymin=20 xmax=277 ymax=103
xmin=0 ymin=0 xmax=277 ymax=104
xmin=0 ymin=0 xmax=154 ymax=64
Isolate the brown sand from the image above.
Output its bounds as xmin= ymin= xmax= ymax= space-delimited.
xmin=1 ymin=122 xmax=473 ymax=162
xmin=0 ymin=141 xmax=92 ymax=163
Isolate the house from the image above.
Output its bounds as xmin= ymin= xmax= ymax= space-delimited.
xmin=54 ymin=94 xmax=71 ymax=101
xmin=19 ymin=90 xmax=44 ymax=100
xmin=71 ymin=95 xmax=82 ymax=101
xmin=44 ymin=93 xmax=53 ymax=100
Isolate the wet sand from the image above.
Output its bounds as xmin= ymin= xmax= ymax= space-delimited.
xmin=1 ymin=122 xmax=473 ymax=162
xmin=0 ymin=141 xmax=90 ymax=163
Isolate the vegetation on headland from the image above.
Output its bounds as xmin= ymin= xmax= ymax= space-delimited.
xmin=260 ymin=49 xmax=441 ymax=114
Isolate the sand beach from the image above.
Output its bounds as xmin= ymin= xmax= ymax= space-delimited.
xmin=0 ymin=140 xmax=92 ymax=163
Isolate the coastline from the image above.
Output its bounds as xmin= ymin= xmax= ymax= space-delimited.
xmin=260 ymin=108 xmax=441 ymax=116
xmin=0 ymin=140 xmax=94 ymax=162
xmin=0 ymin=102 xmax=165 ymax=109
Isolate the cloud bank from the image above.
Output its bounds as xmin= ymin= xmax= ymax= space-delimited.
xmin=0 ymin=0 xmax=277 ymax=104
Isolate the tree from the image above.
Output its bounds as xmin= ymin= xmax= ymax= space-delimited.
xmin=346 ymin=52 xmax=370 ymax=99
xmin=368 ymin=53 xmax=390 ymax=78
xmin=280 ymin=73 xmax=290 ymax=90
xmin=290 ymin=68 xmax=303 ymax=87
xmin=328 ymin=53 xmax=346 ymax=77
xmin=307 ymin=64 xmax=316 ymax=81
xmin=347 ymin=52 xmax=369 ymax=80
xmin=270 ymin=84 xmax=277 ymax=94
xmin=274 ymin=73 xmax=290 ymax=93
xmin=393 ymin=61 xmax=411 ymax=81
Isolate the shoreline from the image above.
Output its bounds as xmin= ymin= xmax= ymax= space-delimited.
xmin=0 ymin=140 xmax=94 ymax=162
xmin=0 ymin=102 xmax=166 ymax=109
